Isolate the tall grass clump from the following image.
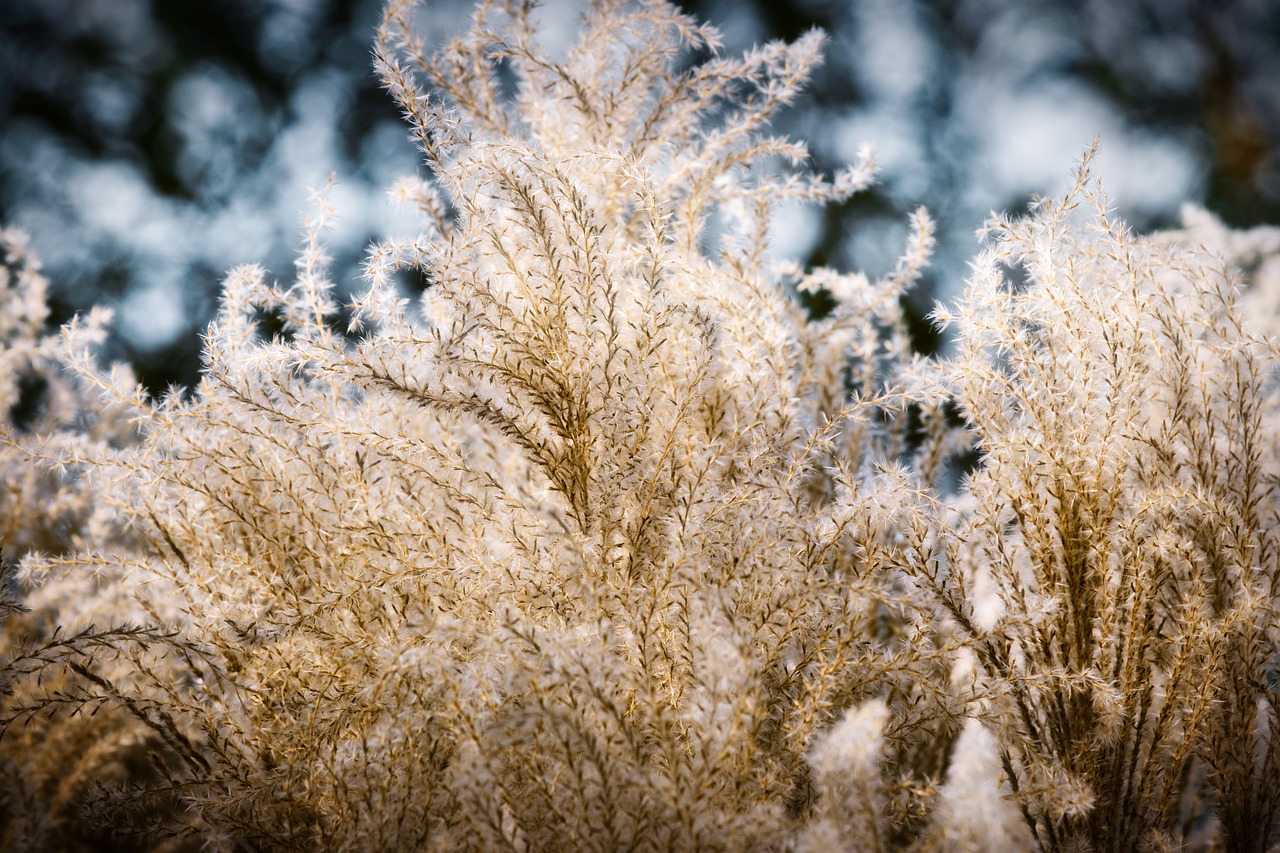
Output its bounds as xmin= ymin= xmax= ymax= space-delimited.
xmin=0 ymin=1 xmax=1277 ymax=850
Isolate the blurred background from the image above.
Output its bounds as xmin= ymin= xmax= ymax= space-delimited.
xmin=1 ymin=0 xmax=1277 ymax=392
